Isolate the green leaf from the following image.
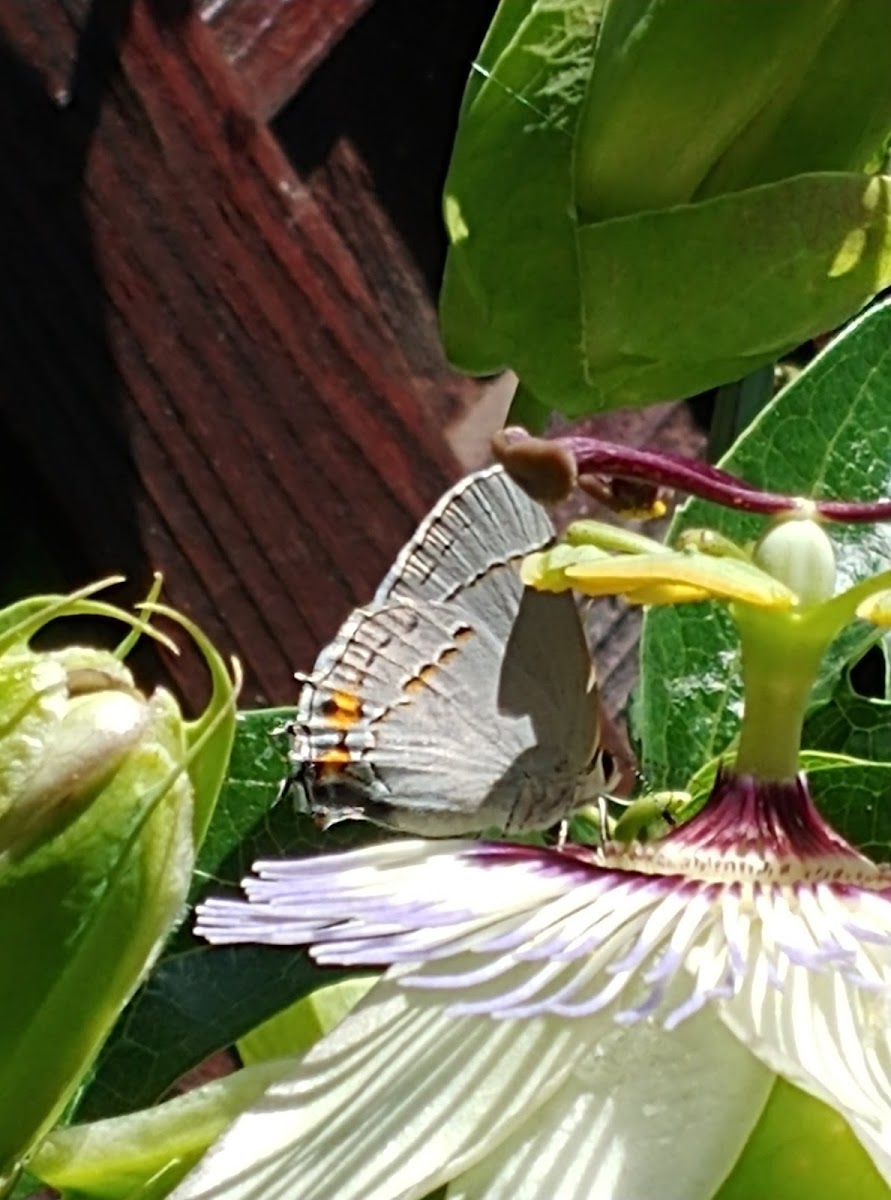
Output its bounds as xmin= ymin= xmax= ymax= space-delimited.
xmin=238 ymin=977 xmax=376 ymax=1065
xmin=441 ymin=0 xmax=891 ymax=414
xmin=803 ymin=672 xmax=891 ymax=763
xmin=637 ymin=300 xmax=891 ymax=790
xmin=575 ymin=173 xmax=891 ymax=411
xmin=72 ymin=945 xmax=356 ymax=1123
xmin=715 ymin=1077 xmax=888 ymax=1200
xmin=635 ymin=602 xmax=743 ymax=789
xmin=574 ymin=0 xmax=844 ymax=217
xmin=805 ymin=754 xmax=891 ymax=863
xmin=75 ymin=710 xmax=387 ymax=1122
xmin=190 ymin=708 xmax=292 ymax=894
xmin=459 ymin=0 xmax=533 ymax=116
xmin=30 ymin=1059 xmax=290 ymax=1200
xmin=440 ymin=0 xmax=602 ymax=387
xmin=4 ymin=1169 xmax=41 ymax=1200
xmin=702 ymin=0 xmax=891 ymax=194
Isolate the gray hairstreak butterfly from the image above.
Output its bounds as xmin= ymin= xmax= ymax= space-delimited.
xmin=290 ymin=464 xmax=616 ymax=836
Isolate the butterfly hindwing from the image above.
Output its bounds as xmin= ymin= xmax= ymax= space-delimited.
xmin=298 ymin=592 xmax=602 ymax=835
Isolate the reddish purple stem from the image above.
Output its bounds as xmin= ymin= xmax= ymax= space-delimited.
xmin=558 ymin=436 xmax=891 ymax=523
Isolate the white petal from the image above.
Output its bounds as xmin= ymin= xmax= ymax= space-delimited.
xmin=719 ymin=957 xmax=891 ymax=1179
xmin=447 ymin=998 xmax=772 ymax=1200
xmin=171 ymin=972 xmax=586 ymax=1200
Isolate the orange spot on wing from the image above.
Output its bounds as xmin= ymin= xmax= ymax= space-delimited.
xmin=319 ymin=746 xmax=351 ymax=763
xmin=405 ymin=663 xmax=439 ymax=695
xmin=316 ymin=745 xmax=353 ymax=780
xmin=320 ymin=690 xmax=364 ymax=729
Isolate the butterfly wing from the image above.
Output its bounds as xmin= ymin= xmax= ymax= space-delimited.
xmin=295 ymin=464 xmax=611 ymax=835
xmin=375 ymin=464 xmax=553 ymax=626
xmin=296 ymin=591 xmax=608 ymax=836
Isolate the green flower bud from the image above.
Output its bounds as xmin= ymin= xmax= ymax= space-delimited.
xmin=441 ymin=0 xmax=891 ymax=414
xmin=0 ymin=582 xmax=237 ymax=1182
xmin=0 ymin=664 xmax=146 ymax=863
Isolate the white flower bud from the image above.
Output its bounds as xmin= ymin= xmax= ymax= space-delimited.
xmin=753 ymin=511 xmax=836 ymax=606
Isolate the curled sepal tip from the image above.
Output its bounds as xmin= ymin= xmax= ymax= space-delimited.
xmin=138 ymin=600 xmax=240 ymax=846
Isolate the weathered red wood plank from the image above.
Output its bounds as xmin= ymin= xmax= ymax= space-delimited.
xmin=201 ymin=0 xmax=373 ymax=121
xmin=0 ymin=0 xmax=456 ymax=710
xmin=308 ymin=137 xmax=478 ymax=431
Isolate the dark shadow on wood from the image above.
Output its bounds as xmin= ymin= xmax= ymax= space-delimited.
xmin=66 ymin=0 xmax=135 ymax=153
xmin=274 ymin=0 xmax=498 ymax=294
xmin=147 ymin=0 xmax=195 ymax=26
xmin=0 ymin=7 xmax=163 ymax=680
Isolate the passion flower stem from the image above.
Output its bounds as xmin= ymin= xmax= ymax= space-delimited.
xmin=731 ymin=606 xmax=833 ymax=779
